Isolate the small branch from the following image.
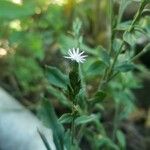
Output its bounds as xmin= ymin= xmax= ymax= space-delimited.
xmin=128 ymin=1 xmax=146 ymax=32
xmin=131 ymin=43 xmax=150 ymax=61
xmin=98 ymin=0 xmax=146 ymax=90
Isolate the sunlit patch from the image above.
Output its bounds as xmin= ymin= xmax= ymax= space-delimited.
xmin=35 ymin=7 xmax=42 ymax=15
xmin=11 ymin=0 xmax=22 ymax=5
xmin=51 ymin=0 xmax=67 ymax=6
xmin=9 ymin=20 xmax=21 ymax=31
xmin=0 ymin=48 xmax=7 ymax=57
xmin=76 ymin=0 xmax=84 ymax=3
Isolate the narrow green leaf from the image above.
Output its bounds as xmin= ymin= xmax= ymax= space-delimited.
xmin=59 ymin=34 xmax=98 ymax=56
xmin=116 ymin=130 xmax=126 ymax=148
xmin=118 ymin=0 xmax=132 ymax=24
xmin=142 ymin=9 xmax=150 ymax=16
xmin=75 ymin=114 xmax=97 ymax=125
xmin=58 ymin=113 xmax=73 ymax=124
xmin=47 ymin=85 xmax=71 ymax=107
xmin=96 ymin=136 xmax=119 ymax=150
xmin=99 ymin=46 xmax=110 ymax=66
xmin=115 ymin=62 xmax=135 ymax=72
xmin=86 ymin=60 xmax=106 ymax=77
xmin=94 ymin=91 xmax=107 ymax=102
xmin=115 ymin=21 xmax=132 ymax=31
xmin=46 ymin=66 xmax=68 ymax=89
xmin=37 ymin=99 xmax=64 ymax=150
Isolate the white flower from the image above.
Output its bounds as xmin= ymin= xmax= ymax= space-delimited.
xmin=64 ymin=48 xmax=87 ymax=63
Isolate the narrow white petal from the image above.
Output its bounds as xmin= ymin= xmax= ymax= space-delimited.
xmin=79 ymin=51 xmax=84 ymax=56
xmin=64 ymin=56 xmax=72 ymax=59
xmin=81 ymin=55 xmax=88 ymax=58
xmin=81 ymin=58 xmax=85 ymax=61
xmin=76 ymin=48 xmax=79 ymax=54
xmin=68 ymin=49 xmax=73 ymax=55
xmin=73 ymin=48 xmax=76 ymax=55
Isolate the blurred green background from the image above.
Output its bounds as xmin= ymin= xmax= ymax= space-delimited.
xmin=0 ymin=0 xmax=150 ymax=149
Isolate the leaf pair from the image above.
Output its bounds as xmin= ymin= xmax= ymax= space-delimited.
xmin=59 ymin=113 xmax=98 ymax=126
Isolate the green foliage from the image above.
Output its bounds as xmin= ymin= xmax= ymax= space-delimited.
xmin=99 ymin=46 xmax=110 ymax=67
xmin=0 ymin=1 xmax=35 ymax=20
xmin=86 ymin=60 xmax=106 ymax=77
xmin=0 ymin=0 xmax=150 ymax=149
xmin=91 ymin=90 xmax=107 ymax=104
xmin=45 ymin=5 xmax=66 ymax=31
xmin=115 ymin=61 xmax=135 ymax=72
xmin=116 ymin=130 xmax=126 ymax=149
xmin=47 ymin=85 xmax=71 ymax=107
xmin=46 ymin=66 xmax=69 ymax=90
xmin=12 ymin=55 xmax=44 ymax=93
xmin=58 ymin=113 xmax=73 ymax=124
xmin=37 ymin=99 xmax=64 ymax=150
xmin=75 ymin=114 xmax=98 ymax=126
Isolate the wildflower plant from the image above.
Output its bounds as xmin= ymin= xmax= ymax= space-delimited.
xmin=37 ymin=0 xmax=150 ymax=150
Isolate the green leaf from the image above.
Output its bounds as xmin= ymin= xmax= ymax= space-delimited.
xmin=123 ymin=30 xmax=144 ymax=47
xmin=96 ymin=136 xmax=119 ymax=150
xmin=113 ymin=39 xmax=123 ymax=52
xmin=59 ymin=34 xmax=98 ymax=56
xmin=93 ymin=91 xmax=107 ymax=103
xmin=46 ymin=5 xmax=66 ymax=31
xmin=47 ymin=85 xmax=71 ymax=107
xmin=86 ymin=60 xmax=106 ymax=77
xmin=59 ymin=35 xmax=76 ymax=55
xmin=115 ymin=62 xmax=135 ymax=72
xmin=90 ymin=91 xmax=106 ymax=105
xmin=0 ymin=1 xmax=35 ymax=20
xmin=73 ymin=18 xmax=82 ymax=36
xmin=142 ymin=9 xmax=150 ymax=16
xmin=63 ymin=130 xmax=72 ymax=150
xmin=23 ymin=33 xmax=44 ymax=60
xmin=12 ymin=56 xmax=44 ymax=92
xmin=37 ymin=99 xmax=64 ymax=150
xmin=75 ymin=114 xmax=98 ymax=125
xmin=118 ymin=0 xmax=132 ymax=24
xmin=123 ymin=31 xmax=137 ymax=47
xmin=58 ymin=113 xmax=73 ymax=124
xmin=46 ymin=66 xmax=68 ymax=89
xmin=99 ymin=46 xmax=110 ymax=66
xmin=115 ymin=21 xmax=132 ymax=31
xmin=38 ymin=129 xmax=51 ymax=150
xmin=116 ymin=130 xmax=126 ymax=148
xmin=142 ymin=0 xmax=150 ymax=5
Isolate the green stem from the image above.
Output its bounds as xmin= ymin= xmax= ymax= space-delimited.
xmin=76 ymin=124 xmax=86 ymax=144
xmin=112 ymin=102 xmax=120 ymax=141
xmin=71 ymin=109 xmax=75 ymax=145
xmin=109 ymin=0 xmax=114 ymax=55
xmin=79 ymin=64 xmax=88 ymax=98
xmin=98 ymin=0 xmax=146 ymax=90
xmin=128 ymin=1 xmax=146 ymax=32
xmin=98 ymin=0 xmax=114 ymax=89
